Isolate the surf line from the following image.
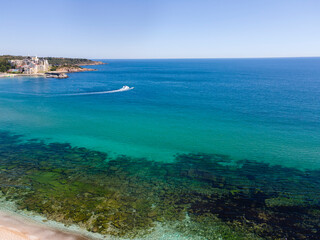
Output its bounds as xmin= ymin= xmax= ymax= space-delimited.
xmin=60 ymin=86 xmax=134 ymax=96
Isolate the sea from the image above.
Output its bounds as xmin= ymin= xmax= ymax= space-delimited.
xmin=0 ymin=58 xmax=320 ymax=239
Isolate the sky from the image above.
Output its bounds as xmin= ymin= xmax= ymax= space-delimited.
xmin=1 ymin=0 xmax=320 ymax=59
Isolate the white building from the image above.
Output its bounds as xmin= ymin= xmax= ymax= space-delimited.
xmin=10 ymin=56 xmax=50 ymax=74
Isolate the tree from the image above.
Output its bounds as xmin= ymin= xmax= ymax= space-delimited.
xmin=0 ymin=60 xmax=12 ymax=72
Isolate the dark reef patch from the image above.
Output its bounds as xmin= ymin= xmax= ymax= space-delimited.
xmin=0 ymin=130 xmax=319 ymax=239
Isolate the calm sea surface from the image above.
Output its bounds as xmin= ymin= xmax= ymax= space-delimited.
xmin=0 ymin=58 xmax=319 ymax=168
xmin=1 ymin=58 xmax=320 ymax=239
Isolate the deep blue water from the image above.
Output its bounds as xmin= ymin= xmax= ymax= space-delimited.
xmin=0 ymin=58 xmax=319 ymax=168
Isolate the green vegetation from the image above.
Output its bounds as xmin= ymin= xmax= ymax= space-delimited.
xmin=57 ymin=64 xmax=82 ymax=69
xmin=50 ymin=65 xmax=83 ymax=72
xmin=0 ymin=59 xmax=13 ymax=72
xmin=50 ymin=66 xmax=58 ymax=71
xmin=46 ymin=57 xmax=98 ymax=66
xmin=0 ymin=55 xmax=24 ymax=61
xmin=0 ymin=55 xmax=104 ymax=70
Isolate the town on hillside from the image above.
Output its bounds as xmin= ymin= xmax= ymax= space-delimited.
xmin=3 ymin=56 xmax=67 ymax=78
xmin=0 ymin=55 xmax=105 ymax=78
xmin=9 ymin=56 xmax=50 ymax=74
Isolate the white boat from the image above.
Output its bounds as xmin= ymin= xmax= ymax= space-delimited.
xmin=120 ymin=85 xmax=134 ymax=91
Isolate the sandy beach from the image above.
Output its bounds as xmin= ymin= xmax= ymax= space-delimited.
xmin=0 ymin=211 xmax=90 ymax=240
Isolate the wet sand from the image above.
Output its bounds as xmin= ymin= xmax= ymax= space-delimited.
xmin=0 ymin=211 xmax=90 ymax=240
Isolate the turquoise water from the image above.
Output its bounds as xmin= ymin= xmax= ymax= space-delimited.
xmin=0 ymin=58 xmax=319 ymax=168
xmin=1 ymin=58 xmax=320 ymax=239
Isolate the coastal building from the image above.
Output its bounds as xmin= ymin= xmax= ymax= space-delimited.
xmin=9 ymin=56 xmax=50 ymax=74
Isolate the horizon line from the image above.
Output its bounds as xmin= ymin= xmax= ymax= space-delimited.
xmin=2 ymin=54 xmax=320 ymax=60
xmin=91 ymin=56 xmax=320 ymax=60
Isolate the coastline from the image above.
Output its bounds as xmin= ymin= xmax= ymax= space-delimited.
xmin=53 ymin=67 xmax=97 ymax=73
xmin=0 ymin=57 xmax=106 ymax=78
xmin=77 ymin=61 xmax=107 ymax=66
xmin=0 ymin=73 xmax=45 ymax=78
xmin=0 ymin=210 xmax=89 ymax=240
xmin=0 ymin=197 xmax=192 ymax=240
xmin=0 ymin=197 xmax=103 ymax=240
xmin=0 ymin=67 xmax=97 ymax=78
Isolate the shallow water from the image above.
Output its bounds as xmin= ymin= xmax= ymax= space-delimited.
xmin=0 ymin=58 xmax=320 ymax=239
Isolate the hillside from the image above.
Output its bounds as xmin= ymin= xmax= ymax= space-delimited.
xmin=0 ymin=55 xmax=105 ymax=67
xmin=45 ymin=57 xmax=105 ymax=66
xmin=0 ymin=59 xmax=12 ymax=72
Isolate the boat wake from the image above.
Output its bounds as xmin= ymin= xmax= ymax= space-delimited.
xmin=0 ymin=86 xmax=134 ymax=97
xmin=61 ymin=86 xmax=134 ymax=96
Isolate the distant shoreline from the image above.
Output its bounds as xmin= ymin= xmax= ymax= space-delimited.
xmin=0 ymin=66 xmax=101 ymax=78
xmin=0 ymin=55 xmax=107 ymax=78
xmin=0 ymin=73 xmax=45 ymax=78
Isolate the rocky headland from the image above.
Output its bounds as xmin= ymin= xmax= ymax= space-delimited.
xmin=54 ymin=66 xmax=97 ymax=73
xmin=77 ymin=61 xmax=107 ymax=66
xmin=0 ymin=55 xmax=107 ymax=78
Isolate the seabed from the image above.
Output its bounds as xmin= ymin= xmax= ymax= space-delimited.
xmin=0 ymin=130 xmax=319 ymax=239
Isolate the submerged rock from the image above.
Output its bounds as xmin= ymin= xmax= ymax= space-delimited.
xmin=0 ymin=130 xmax=319 ymax=239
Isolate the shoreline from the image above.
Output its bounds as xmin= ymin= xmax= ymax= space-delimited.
xmin=0 ymin=67 xmax=97 ymax=78
xmin=0 ymin=73 xmax=45 ymax=78
xmin=0 ymin=198 xmax=191 ymax=240
xmin=78 ymin=62 xmax=107 ymax=66
xmin=0 ymin=197 xmax=104 ymax=240
xmin=53 ymin=67 xmax=97 ymax=73
xmin=0 ymin=210 xmax=95 ymax=240
xmin=0 ymin=210 xmax=90 ymax=240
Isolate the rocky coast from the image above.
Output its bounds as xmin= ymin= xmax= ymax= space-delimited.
xmin=54 ymin=66 xmax=97 ymax=73
xmin=0 ymin=55 xmax=106 ymax=78
xmin=46 ymin=66 xmax=97 ymax=78
xmin=0 ymin=66 xmax=98 ymax=79
xmin=77 ymin=61 xmax=107 ymax=66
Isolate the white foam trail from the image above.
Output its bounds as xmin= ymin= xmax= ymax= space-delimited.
xmin=61 ymin=86 xmax=134 ymax=96
xmin=0 ymin=86 xmax=134 ymax=97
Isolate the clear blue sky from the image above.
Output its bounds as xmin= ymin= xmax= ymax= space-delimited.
xmin=1 ymin=0 xmax=320 ymax=59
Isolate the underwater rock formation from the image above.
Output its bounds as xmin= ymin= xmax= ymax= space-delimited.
xmin=0 ymin=130 xmax=319 ymax=239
